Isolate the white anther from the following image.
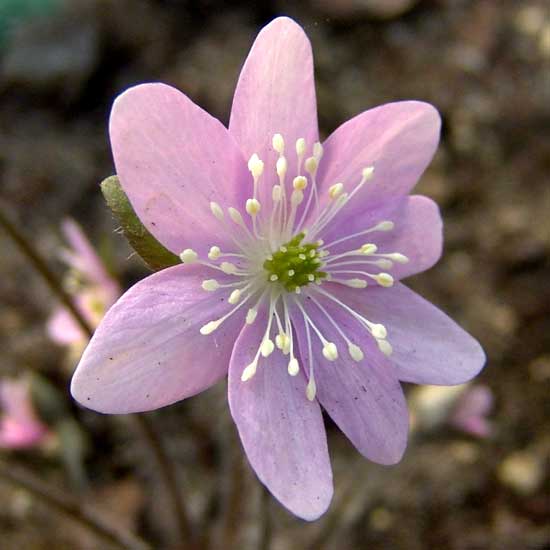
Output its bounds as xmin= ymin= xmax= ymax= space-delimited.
xmin=228 ymin=207 xmax=244 ymax=226
xmin=221 ymin=262 xmax=238 ymax=275
xmin=288 ymin=357 xmax=299 ymax=376
xmin=246 ymin=308 xmax=258 ymax=324
xmin=272 ymin=133 xmax=285 ymax=154
xmin=269 ymin=274 xmax=278 ymax=282
xmin=180 ymin=249 xmax=198 ymax=264
xmin=260 ymin=338 xmax=275 ymax=357
xmin=272 ymin=185 xmax=282 ymax=202
xmin=387 ymin=253 xmax=409 ymax=264
xmin=275 ymin=333 xmax=290 ymax=353
xmin=202 ymin=279 xmax=219 ymax=291
xmin=200 ymin=320 xmax=222 ymax=335
xmin=362 ymin=166 xmax=375 ymax=180
xmin=375 ymin=273 xmax=394 ymax=287
xmin=328 ymin=183 xmax=344 ymax=200
xmin=241 ymin=361 xmax=257 ymax=381
xmin=375 ymin=220 xmax=394 ymax=232
xmin=307 ymin=274 xmax=315 ymax=282
xmin=293 ymin=176 xmax=307 ymax=190
xmin=348 ymin=344 xmax=364 ymax=362
xmin=296 ymin=138 xmax=306 ymax=157
xmin=288 ymin=269 xmax=295 ymax=276
xmin=322 ymin=342 xmax=338 ymax=361
xmin=313 ymin=141 xmax=324 ymax=160
xmin=370 ymin=323 xmax=387 ymax=339
xmin=360 ymin=243 xmax=378 ymax=255
xmin=246 ymin=198 xmax=261 ymax=216
xmin=228 ymin=289 xmax=241 ymax=304
xmin=343 ymin=278 xmax=368 ymax=289
xmin=276 ymin=156 xmax=288 ymax=178
xmin=299 ymin=253 xmax=307 ymax=260
xmin=210 ymin=201 xmax=224 ymax=220
xmin=377 ymin=339 xmax=393 ymax=356
xmin=208 ymin=246 xmax=221 ymax=260
xmin=304 ymin=156 xmax=317 ymax=174
xmin=306 ymin=377 xmax=317 ymax=401
xmin=291 ymin=190 xmax=304 ymax=206
xmin=375 ymin=259 xmax=394 ymax=270
xmin=248 ymin=153 xmax=264 ymax=178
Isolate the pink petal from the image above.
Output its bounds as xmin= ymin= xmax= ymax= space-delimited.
xmin=450 ymin=385 xmax=493 ymax=437
xmin=71 ymin=265 xmax=244 ymax=414
xmin=110 ymin=83 xmax=251 ymax=256
xmin=291 ymin=299 xmax=408 ymax=465
xmin=331 ymin=283 xmax=486 ymax=385
xmin=320 ymin=195 xmax=442 ymax=280
xmin=47 ymin=306 xmax=84 ymax=345
xmin=228 ymin=314 xmax=333 ymax=521
xmin=229 ymin=17 xmax=318 ymax=207
xmin=313 ymin=101 xmax=440 ymax=229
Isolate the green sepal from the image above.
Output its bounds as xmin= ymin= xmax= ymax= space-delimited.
xmin=100 ymin=175 xmax=180 ymax=271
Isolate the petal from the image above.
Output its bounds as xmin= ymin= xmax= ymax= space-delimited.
xmin=320 ymin=195 xmax=443 ymax=280
xmin=228 ymin=314 xmax=333 ymax=521
xmin=109 ymin=83 xmax=251 ymax=256
xmin=331 ymin=283 xmax=486 ymax=385
xmin=71 ymin=264 xmax=245 ymax=414
xmin=290 ymin=297 xmax=409 ymax=465
xmin=229 ymin=17 xmax=318 ymax=206
xmin=312 ymin=101 xmax=440 ymax=229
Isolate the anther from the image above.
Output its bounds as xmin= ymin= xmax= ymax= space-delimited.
xmin=288 ymin=357 xmax=299 ymax=376
xmin=374 ymin=273 xmax=394 ymax=287
xmin=296 ymin=138 xmax=306 ymax=157
xmin=370 ymin=324 xmax=387 ymax=339
xmin=200 ymin=320 xmax=222 ymax=335
xmin=348 ymin=344 xmax=364 ymax=362
xmin=272 ymin=185 xmax=282 ymax=202
xmin=241 ymin=361 xmax=258 ymax=382
xmin=328 ymin=183 xmax=344 ymax=199
xmin=246 ymin=198 xmax=261 ymax=216
xmin=272 ymin=133 xmax=285 ymax=154
xmin=362 ymin=166 xmax=375 ymax=180
xmin=276 ymin=156 xmax=288 ymax=178
xmin=304 ymin=156 xmax=317 ymax=175
xmin=293 ymin=176 xmax=307 ymax=190
xmin=343 ymin=278 xmax=368 ymax=288
xmin=248 ymin=153 xmax=264 ymax=178
xmin=360 ymin=243 xmax=378 ymax=255
xmin=180 ymin=249 xmax=198 ymax=264
xmin=228 ymin=207 xmax=245 ymax=226
xmin=387 ymin=253 xmax=409 ymax=264
xmin=246 ymin=308 xmax=258 ymax=324
xmin=313 ymin=142 xmax=323 ymax=160
xmin=375 ymin=220 xmax=394 ymax=232
xmin=221 ymin=262 xmax=238 ymax=275
xmin=210 ymin=201 xmax=224 ymax=220
xmin=208 ymin=246 xmax=221 ymax=260
xmin=291 ymin=190 xmax=304 ymax=206
xmin=306 ymin=377 xmax=317 ymax=401
xmin=201 ymin=279 xmax=219 ymax=291
xmin=228 ymin=289 xmax=242 ymax=304
xmin=260 ymin=338 xmax=275 ymax=357
xmin=322 ymin=342 xmax=338 ymax=361
xmin=377 ymin=339 xmax=393 ymax=356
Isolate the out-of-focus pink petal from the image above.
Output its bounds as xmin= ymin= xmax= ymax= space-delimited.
xmin=47 ymin=306 xmax=84 ymax=345
xmin=229 ymin=17 xmax=318 ymax=207
xmin=228 ymin=314 xmax=333 ymax=521
xmin=331 ymin=283 xmax=486 ymax=385
xmin=110 ymin=83 xmax=251 ymax=257
xmin=450 ymin=385 xmax=493 ymax=437
xmin=320 ymin=195 xmax=442 ymax=281
xmin=290 ymin=299 xmax=408 ymax=465
xmin=71 ymin=265 xmax=244 ymax=414
xmin=312 ymin=101 xmax=440 ymax=230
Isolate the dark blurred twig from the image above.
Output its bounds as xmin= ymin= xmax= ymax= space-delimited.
xmin=0 ymin=460 xmax=151 ymax=550
xmin=259 ymin=486 xmax=272 ymax=550
xmin=0 ymin=203 xmax=195 ymax=547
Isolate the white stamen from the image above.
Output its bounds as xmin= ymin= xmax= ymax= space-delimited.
xmin=338 ymin=278 xmax=368 ymax=288
xmin=293 ymin=176 xmax=307 ymax=190
xmin=210 ymin=201 xmax=224 ymax=220
xmin=296 ymin=138 xmax=306 ymax=157
xmin=248 ymin=153 xmax=264 ymax=179
xmin=291 ymin=190 xmax=304 ymax=206
xmin=348 ymin=344 xmax=364 ymax=362
xmin=221 ymin=262 xmax=238 ymax=275
xmin=377 ymin=339 xmax=393 ymax=356
xmin=374 ymin=273 xmax=394 ymax=287
xmin=328 ymin=183 xmax=344 ymax=200
xmin=272 ymin=185 xmax=282 ymax=202
xmin=370 ymin=323 xmax=387 ymax=339
xmin=276 ymin=156 xmax=287 ymax=178
xmin=304 ymin=156 xmax=317 ymax=175
xmin=228 ymin=289 xmax=242 ymax=304
xmin=313 ymin=141 xmax=323 ymax=160
xmin=322 ymin=342 xmax=338 ymax=361
xmin=306 ymin=377 xmax=317 ymax=401
xmin=180 ymin=249 xmax=198 ymax=264
xmin=260 ymin=338 xmax=275 ymax=357
xmin=202 ymin=279 xmax=219 ymax=291
xmin=246 ymin=198 xmax=261 ymax=216
xmin=360 ymin=243 xmax=378 ymax=255
xmin=208 ymin=246 xmax=221 ymax=260
xmin=288 ymin=357 xmax=299 ymax=376
xmin=246 ymin=308 xmax=258 ymax=324
xmin=272 ymin=133 xmax=285 ymax=154
xmin=241 ymin=361 xmax=258 ymax=381
xmin=386 ymin=253 xmax=409 ymax=264
xmin=362 ymin=166 xmax=375 ymax=180
xmin=228 ymin=207 xmax=245 ymax=226
xmin=200 ymin=320 xmax=222 ymax=335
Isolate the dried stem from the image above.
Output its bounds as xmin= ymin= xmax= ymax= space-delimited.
xmin=0 ymin=460 xmax=151 ymax=550
xmin=0 ymin=204 xmax=194 ymax=547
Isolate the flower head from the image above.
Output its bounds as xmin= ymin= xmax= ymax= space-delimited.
xmin=0 ymin=377 xmax=50 ymax=450
xmin=71 ymin=17 xmax=485 ymax=520
xmin=48 ymin=219 xmax=120 ymax=348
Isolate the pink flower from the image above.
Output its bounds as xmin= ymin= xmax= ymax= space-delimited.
xmin=48 ymin=219 xmax=121 ymax=346
xmin=0 ymin=377 xmax=49 ymax=449
xmin=71 ymin=17 xmax=485 ymax=519
xmin=450 ymin=384 xmax=493 ymax=438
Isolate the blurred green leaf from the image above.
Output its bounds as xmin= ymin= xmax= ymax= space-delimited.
xmin=101 ymin=176 xmax=180 ymax=271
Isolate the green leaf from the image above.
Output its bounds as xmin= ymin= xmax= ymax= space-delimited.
xmin=100 ymin=175 xmax=180 ymax=271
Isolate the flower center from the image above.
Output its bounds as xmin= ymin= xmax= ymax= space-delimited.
xmin=263 ymin=232 xmax=326 ymax=292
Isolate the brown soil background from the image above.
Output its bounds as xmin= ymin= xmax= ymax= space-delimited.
xmin=0 ymin=0 xmax=549 ymax=549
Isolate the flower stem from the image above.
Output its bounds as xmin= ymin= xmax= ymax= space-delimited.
xmin=0 ymin=460 xmax=151 ymax=550
xmin=0 ymin=203 xmax=195 ymax=547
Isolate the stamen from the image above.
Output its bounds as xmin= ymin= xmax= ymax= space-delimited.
xmin=248 ymin=153 xmax=264 ymax=179
xmin=210 ymin=201 xmax=224 ymax=220
xmin=328 ymin=183 xmax=344 ymax=200
xmin=180 ymin=249 xmax=198 ymax=264
xmin=313 ymin=141 xmax=323 ymax=161
xmin=276 ymin=156 xmax=287 ymax=179
xmin=323 ymin=220 xmax=394 ymax=250
xmin=246 ymin=198 xmax=261 ymax=216
xmin=228 ymin=289 xmax=242 ymax=304
xmin=293 ymin=176 xmax=307 ymax=191
xmin=208 ymin=246 xmax=221 ymax=260
xmin=288 ymin=357 xmax=299 ymax=376
xmin=302 ymin=311 xmax=317 ymax=401
xmin=273 ymin=133 xmax=285 ymax=154
xmin=201 ymin=279 xmax=219 ymax=291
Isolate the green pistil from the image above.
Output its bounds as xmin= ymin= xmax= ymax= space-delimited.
xmin=263 ymin=232 xmax=327 ymax=292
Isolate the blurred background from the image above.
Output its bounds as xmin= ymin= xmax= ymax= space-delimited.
xmin=0 ymin=0 xmax=549 ymax=548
